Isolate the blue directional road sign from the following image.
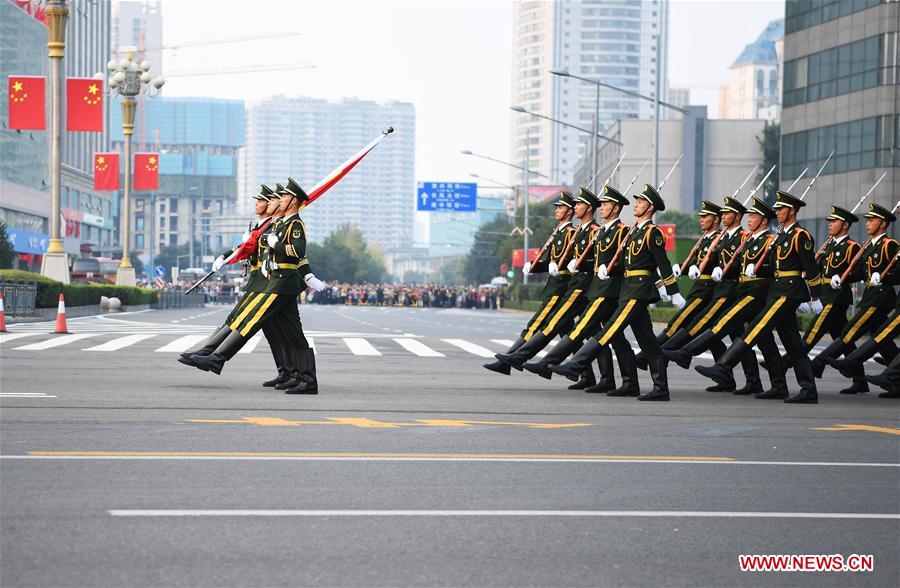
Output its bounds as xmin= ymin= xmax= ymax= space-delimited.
xmin=416 ymin=182 xmax=477 ymax=212
xmin=154 ymin=265 xmax=166 ymax=278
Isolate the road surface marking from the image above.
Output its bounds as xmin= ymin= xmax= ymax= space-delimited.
xmin=0 ymin=393 xmax=57 ymax=398
xmin=307 ymin=337 xmax=316 ymax=352
xmin=154 ymin=335 xmax=207 ymax=353
xmin=184 ymin=417 xmax=592 ymax=429
xmin=343 ymin=337 xmax=381 ymax=356
xmin=83 ymin=334 xmax=155 ymax=351
xmin=238 ymin=333 xmax=263 ymax=354
xmin=106 ymin=510 xmax=900 ymax=519
xmin=812 ymin=424 xmax=900 ymax=436
xmin=392 ymin=338 xmax=445 ymax=357
xmin=443 ymin=338 xmax=495 ymax=357
xmin=13 ymin=334 xmax=96 ymax=350
xmin=0 ymin=333 xmax=39 ymax=344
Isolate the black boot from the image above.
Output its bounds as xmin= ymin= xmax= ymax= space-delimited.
xmin=663 ymin=329 xmax=717 ymax=370
xmin=635 ymin=333 xmax=666 ymax=371
xmin=734 ymin=346 xmax=763 ymax=395
xmin=262 ymin=344 xmax=291 ymax=387
xmin=827 ymin=338 xmax=878 ymax=378
xmin=484 ymin=337 xmax=525 ymax=375
xmin=755 ymin=379 xmax=789 ymax=400
xmin=583 ymin=347 xmax=614 ymax=393
xmin=568 ymin=365 xmax=597 ymax=390
xmin=285 ymin=348 xmax=318 ymax=394
xmin=550 ymin=338 xmax=602 ymax=382
xmin=638 ymin=355 xmax=669 ymax=401
xmin=607 ymin=339 xmax=640 ymax=396
xmin=275 ymin=348 xmax=303 ymax=390
xmin=695 ymin=339 xmax=748 ymax=389
xmin=839 ymin=377 xmax=869 ymax=395
xmin=191 ymin=330 xmax=245 ymax=375
xmin=523 ymin=336 xmax=580 ymax=380
xmin=811 ymin=338 xmax=849 ymax=379
xmin=785 ymin=351 xmax=818 ymax=404
xmin=495 ymin=332 xmax=549 ymax=371
xmin=179 ymin=325 xmax=230 ymax=367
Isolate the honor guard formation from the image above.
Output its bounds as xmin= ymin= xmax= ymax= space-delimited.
xmin=484 ymin=168 xmax=900 ymax=403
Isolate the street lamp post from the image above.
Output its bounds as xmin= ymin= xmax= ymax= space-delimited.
xmin=40 ymin=0 xmax=70 ymax=284
xmin=105 ymin=49 xmax=165 ymax=285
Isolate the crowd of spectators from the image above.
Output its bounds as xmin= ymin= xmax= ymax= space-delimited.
xmin=306 ymin=283 xmax=505 ymax=309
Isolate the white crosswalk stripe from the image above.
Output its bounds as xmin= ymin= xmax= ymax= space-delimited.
xmin=14 ymin=334 xmax=97 ymax=350
xmin=442 ymin=338 xmax=495 ymax=358
xmin=343 ymin=337 xmax=381 ymax=356
xmin=0 ymin=333 xmax=39 ymax=344
xmin=238 ymin=334 xmax=264 ymax=354
xmin=392 ymin=338 xmax=445 ymax=357
xmin=83 ymin=334 xmax=156 ymax=351
xmin=154 ymin=335 xmax=207 ymax=353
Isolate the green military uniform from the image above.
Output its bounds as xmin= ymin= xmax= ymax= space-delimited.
xmin=829 ymin=295 xmax=900 ymax=398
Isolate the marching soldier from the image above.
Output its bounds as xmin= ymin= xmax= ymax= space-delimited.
xmin=192 ymin=178 xmax=326 ymax=396
xmin=811 ymin=202 xmax=899 ymax=384
xmin=829 ymin=298 xmax=900 ymax=398
xmin=695 ymin=191 xmax=823 ymax=403
xmin=493 ymin=187 xmax=602 ymax=374
xmin=522 ymin=185 xmax=638 ymax=395
xmin=483 ymin=192 xmax=577 ymax=376
xmin=665 ymin=197 xmax=788 ymax=399
xmin=551 ymin=184 xmax=685 ymax=401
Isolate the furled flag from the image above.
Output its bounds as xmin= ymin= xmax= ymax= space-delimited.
xmin=659 ymin=224 xmax=676 ymax=252
xmin=93 ymin=153 xmax=119 ymax=190
xmin=133 ymin=153 xmax=159 ymax=190
xmin=7 ymin=75 xmax=45 ymax=130
xmin=66 ymin=78 xmax=103 ymax=132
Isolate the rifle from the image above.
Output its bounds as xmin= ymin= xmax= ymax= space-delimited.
xmin=839 ymin=200 xmax=900 ymax=286
xmin=526 ymin=228 xmax=561 ymax=270
xmin=731 ymin=164 xmax=759 ymax=200
xmin=586 ymin=150 xmax=627 ymax=191
xmin=742 ymin=164 xmax=777 ymax=206
xmin=568 ymin=152 xmax=630 ymax=270
xmin=815 ymin=171 xmax=885 ymax=260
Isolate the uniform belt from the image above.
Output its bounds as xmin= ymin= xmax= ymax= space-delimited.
xmin=273 ymin=262 xmax=300 ymax=270
xmin=624 ymin=270 xmax=652 ymax=278
xmin=558 ymin=270 xmax=571 ymax=276
xmin=698 ymin=274 xmax=712 ymax=281
xmin=774 ymin=270 xmax=802 ymax=278
xmin=740 ymin=276 xmax=764 ymax=283
xmin=250 ymin=263 xmax=262 ymax=270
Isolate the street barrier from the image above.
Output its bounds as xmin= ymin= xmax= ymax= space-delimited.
xmin=152 ymin=291 xmax=206 ymax=310
xmin=0 ymin=278 xmax=38 ymax=316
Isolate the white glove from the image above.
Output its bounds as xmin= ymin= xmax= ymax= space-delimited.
xmin=266 ymin=233 xmax=279 ymax=248
xmin=212 ymin=255 xmax=225 ymax=272
xmin=596 ymin=263 xmax=609 ymax=280
xmin=260 ymin=262 xmax=269 ymax=278
xmin=240 ymin=231 xmax=251 ymax=243
xmin=522 ymin=261 xmax=531 ymax=276
xmin=688 ymin=265 xmax=701 ymax=280
xmin=671 ymin=264 xmax=682 ymax=278
xmin=870 ymin=272 xmax=881 ymax=286
xmin=671 ymin=292 xmax=686 ymax=309
xmin=744 ymin=263 xmax=756 ymax=278
xmin=548 ymin=261 xmax=559 ymax=277
xmin=797 ymin=302 xmax=810 ymax=313
xmin=566 ymin=259 xmax=579 ymax=273
xmin=810 ymin=299 xmax=823 ymax=315
xmin=711 ymin=267 xmax=723 ymax=282
xmin=304 ymin=273 xmax=325 ymax=292
xmin=657 ymin=285 xmax=671 ymax=302
xmin=830 ymin=274 xmax=842 ymax=290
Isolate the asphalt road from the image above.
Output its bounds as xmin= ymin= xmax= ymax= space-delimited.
xmin=1 ymin=303 xmax=898 ymax=587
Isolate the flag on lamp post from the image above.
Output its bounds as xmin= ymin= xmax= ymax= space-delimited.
xmin=7 ymin=75 xmax=46 ymax=130
xmin=66 ymin=78 xmax=103 ymax=132
xmin=93 ymin=153 xmax=119 ymax=190
xmin=133 ymin=153 xmax=159 ymax=190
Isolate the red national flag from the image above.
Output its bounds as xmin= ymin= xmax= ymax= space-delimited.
xmin=7 ymin=75 xmax=45 ymax=130
xmin=93 ymin=153 xmax=119 ymax=190
xmin=66 ymin=78 xmax=103 ymax=132
xmin=133 ymin=153 xmax=159 ymax=190
xmin=659 ymin=224 xmax=676 ymax=251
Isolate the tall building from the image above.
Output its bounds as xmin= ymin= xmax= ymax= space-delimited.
xmin=110 ymin=97 xmax=245 ymax=267
xmin=111 ymin=1 xmax=162 ymax=73
xmin=243 ymin=96 xmax=416 ymax=251
xmin=780 ymin=0 xmax=898 ymax=243
xmin=429 ymin=194 xmax=509 ymax=258
xmin=1 ymin=0 xmax=113 ymax=270
xmin=510 ymin=0 xmax=670 ymax=184
xmin=719 ymin=18 xmax=783 ymax=121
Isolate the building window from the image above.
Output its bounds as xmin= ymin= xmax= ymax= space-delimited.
xmin=135 ymin=234 xmax=144 ymax=250
xmin=786 ymin=0 xmax=881 ymax=35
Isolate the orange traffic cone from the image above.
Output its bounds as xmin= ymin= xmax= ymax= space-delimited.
xmin=0 ymin=291 xmax=7 ymax=333
xmin=53 ymin=293 xmax=69 ymax=334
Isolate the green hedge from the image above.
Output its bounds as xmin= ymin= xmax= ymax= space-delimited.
xmin=0 ymin=269 xmax=158 ymax=308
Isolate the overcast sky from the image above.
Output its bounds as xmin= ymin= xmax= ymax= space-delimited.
xmin=161 ymin=0 xmax=785 ymax=186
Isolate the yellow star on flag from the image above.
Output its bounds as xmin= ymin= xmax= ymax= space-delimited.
xmin=12 ymin=81 xmax=23 ymax=92
xmin=97 ymin=155 xmax=105 ymax=164
xmin=87 ymin=84 xmax=98 ymax=95
xmin=149 ymin=156 xmax=156 ymax=164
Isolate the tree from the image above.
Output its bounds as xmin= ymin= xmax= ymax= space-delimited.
xmin=656 ymin=209 xmax=699 ymax=238
xmin=307 ymin=224 xmax=387 ymax=283
xmin=0 ymin=223 xmax=14 ymax=269
xmin=757 ymin=122 xmax=780 ymax=203
xmin=152 ymin=239 xmax=200 ymax=280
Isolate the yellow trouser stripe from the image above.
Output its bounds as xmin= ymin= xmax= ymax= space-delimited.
xmin=665 ymin=296 xmax=703 ymax=337
xmin=542 ymin=290 xmax=583 ymax=335
xmin=230 ymin=293 xmax=263 ymax=330
xmin=570 ymin=297 xmax=605 ymax=340
xmin=239 ymin=293 xmax=278 ymax=337
xmin=712 ymin=296 xmax=755 ymax=335
xmin=525 ymin=295 xmax=560 ymax=340
xmin=843 ymin=307 xmax=877 ymax=344
xmin=804 ymin=303 xmax=832 ymax=346
xmin=745 ymin=296 xmax=787 ymax=345
xmin=689 ymin=297 xmax=728 ymax=336
xmin=599 ymin=299 xmax=637 ymax=346
xmin=874 ymin=313 xmax=900 ymax=344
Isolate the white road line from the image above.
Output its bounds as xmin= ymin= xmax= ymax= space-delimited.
xmin=0 ymin=333 xmax=39 ymax=344
xmin=392 ymin=338 xmax=445 ymax=357
xmin=13 ymin=334 xmax=96 ymax=350
xmin=343 ymin=337 xmax=381 ymax=356
xmin=106 ymin=510 xmax=900 ymax=520
xmin=308 ymin=337 xmax=316 ymax=352
xmin=238 ymin=334 xmax=263 ymax=354
xmin=83 ymin=334 xmax=156 ymax=352
xmin=442 ymin=338 xmax=495 ymax=358
xmin=0 ymin=393 xmax=57 ymax=398
xmin=154 ymin=335 xmax=207 ymax=353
